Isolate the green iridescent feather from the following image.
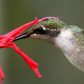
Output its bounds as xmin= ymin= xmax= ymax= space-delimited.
xmin=34 ymin=18 xmax=68 ymax=30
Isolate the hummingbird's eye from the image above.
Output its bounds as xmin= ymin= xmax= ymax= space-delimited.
xmin=34 ymin=26 xmax=45 ymax=34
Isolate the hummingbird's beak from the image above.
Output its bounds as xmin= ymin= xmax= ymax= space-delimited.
xmin=13 ymin=24 xmax=35 ymax=42
xmin=13 ymin=32 xmax=32 ymax=42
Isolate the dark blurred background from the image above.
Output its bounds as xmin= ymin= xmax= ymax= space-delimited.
xmin=1 ymin=0 xmax=84 ymax=84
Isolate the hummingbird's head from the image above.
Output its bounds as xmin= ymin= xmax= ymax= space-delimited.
xmin=14 ymin=17 xmax=67 ymax=45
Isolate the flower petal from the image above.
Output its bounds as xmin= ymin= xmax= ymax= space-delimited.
xmin=12 ymin=43 xmax=42 ymax=77
xmin=0 ymin=18 xmax=38 ymax=48
xmin=34 ymin=68 xmax=42 ymax=78
xmin=0 ymin=66 xmax=4 ymax=83
xmin=38 ymin=17 xmax=60 ymax=23
xmin=5 ymin=18 xmax=38 ymax=39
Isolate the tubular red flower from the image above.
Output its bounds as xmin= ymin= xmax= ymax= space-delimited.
xmin=0 ymin=18 xmax=42 ymax=79
xmin=37 ymin=17 xmax=60 ymax=23
xmin=0 ymin=17 xmax=59 ymax=81
xmin=0 ymin=66 xmax=4 ymax=84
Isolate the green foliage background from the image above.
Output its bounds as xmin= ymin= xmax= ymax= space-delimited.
xmin=1 ymin=0 xmax=84 ymax=84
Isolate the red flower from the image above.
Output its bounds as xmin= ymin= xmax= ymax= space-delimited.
xmin=0 ymin=66 xmax=4 ymax=84
xmin=0 ymin=17 xmax=59 ymax=82
xmin=38 ymin=17 xmax=60 ymax=22
xmin=0 ymin=18 xmax=42 ymax=81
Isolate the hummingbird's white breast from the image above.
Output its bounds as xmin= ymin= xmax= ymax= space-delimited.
xmin=54 ymin=29 xmax=84 ymax=71
xmin=55 ymin=29 xmax=76 ymax=52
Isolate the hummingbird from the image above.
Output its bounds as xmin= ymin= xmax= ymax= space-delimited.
xmin=14 ymin=17 xmax=84 ymax=72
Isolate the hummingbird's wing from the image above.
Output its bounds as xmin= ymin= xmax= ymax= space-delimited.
xmin=73 ymin=29 xmax=84 ymax=47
